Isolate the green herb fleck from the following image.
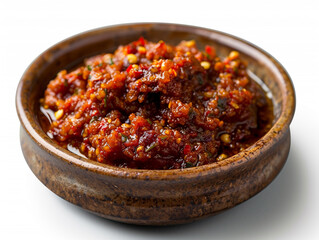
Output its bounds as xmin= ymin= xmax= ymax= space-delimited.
xmin=158 ymin=135 xmax=168 ymax=140
xmin=87 ymin=65 xmax=92 ymax=71
xmin=110 ymin=58 xmax=114 ymax=65
xmin=90 ymin=116 xmax=98 ymax=123
xmin=206 ymin=151 xmax=213 ymax=158
xmin=145 ymin=142 xmax=157 ymax=152
xmin=185 ymin=162 xmax=193 ymax=168
xmin=98 ymin=63 xmax=103 ymax=67
xmin=103 ymin=89 xmax=108 ymax=108
xmin=73 ymin=88 xmax=79 ymax=95
xmin=146 ymin=118 xmax=152 ymax=125
xmin=63 ymin=79 xmax=68 ymax=87
xmin=196 ymin=74 xmax=204 ymax=85
xmin=207 ymin=112 xmax=214 ymax=118
xmin=203 ymin=52 xmax=211 ymax=60
xmin=120 ymin=133 xmax=128 ymax=142
xmin=188 ymin=107 xmax=196 ymax=119
xmin=217 ymin=98 xmax=227 ymax=111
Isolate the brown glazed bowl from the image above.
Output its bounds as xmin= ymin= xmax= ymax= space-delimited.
xmin=16 ymin=23 xmax=295 ymax=225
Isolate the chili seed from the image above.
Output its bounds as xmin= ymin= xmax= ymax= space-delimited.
xmin=55 ymin=109 xmax=64 ymax=120
xmin=200 ymin=61 xmax=211 ymax=70
xmin=127 ymin=54 xmax=138 ymax=64
xmin=217 ymin=153 xmax=228 ymax=161
xmin=220 ymin=133 xmax=231 ymax=144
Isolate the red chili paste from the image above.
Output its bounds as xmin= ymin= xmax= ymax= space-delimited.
xmin=39 ymin=38 xmax=273 ymax=169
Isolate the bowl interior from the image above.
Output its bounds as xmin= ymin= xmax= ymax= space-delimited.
xmin=17 ymin=23 xmax=294 ymax=174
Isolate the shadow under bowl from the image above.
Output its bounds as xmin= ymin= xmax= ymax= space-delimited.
xmin=16 ymin=23 xmax=295 ymax=225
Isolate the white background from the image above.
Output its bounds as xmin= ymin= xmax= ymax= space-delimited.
xmin=1 ymin=0 xmax=318 ymax=239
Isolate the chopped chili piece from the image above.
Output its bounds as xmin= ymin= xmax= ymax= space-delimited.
xmin=126 ymin=64 xmax=133 ymax=73
xmin=138 ymin=36 xmax=145 ymax=46
xmin=205 ymin=45 xmax=215 ymax=58
xmin=184 ymin=144 xmax=191 ymax=155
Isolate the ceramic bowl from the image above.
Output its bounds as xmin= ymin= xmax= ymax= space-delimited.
xmin=16 ymin=23 xmax=295 ymax=225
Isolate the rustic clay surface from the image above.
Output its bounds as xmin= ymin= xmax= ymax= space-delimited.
xmin=16 ymin=23 xmax=295 ymax=225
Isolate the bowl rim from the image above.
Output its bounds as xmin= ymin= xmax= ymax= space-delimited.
xmin=16 ymin=22 xmax=296 ymax=180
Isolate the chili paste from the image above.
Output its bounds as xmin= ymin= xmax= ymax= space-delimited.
xmin=39 ymin=38 xmax=273 ymax=169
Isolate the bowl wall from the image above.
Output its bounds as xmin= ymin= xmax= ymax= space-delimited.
xmin=16 ymin=23 xmax=295 ymax=225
